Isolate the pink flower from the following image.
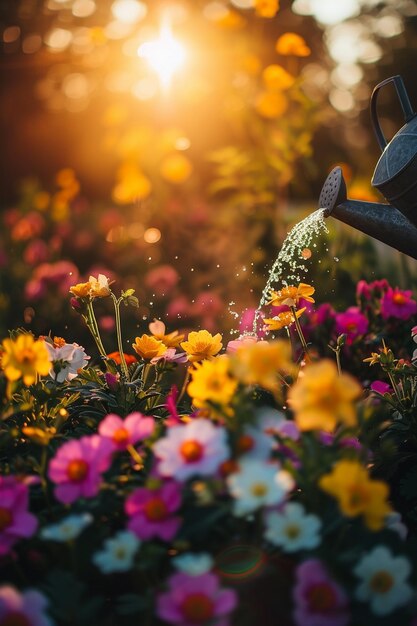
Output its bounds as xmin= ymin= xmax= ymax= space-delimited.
xmin=308 ymin=303 xmax=336 ymax=326
xmin=157 ymin=572 xmax=237 ymax=626
xmin=335 ymin=307 xmax=368 ymax=344
xmin=381 ymin=287 xmax=417 ymax=320
xmin=0 ymin=585 xmax=52 ymax=626
xmin=239 ymin=308 xmax=265 ymax=338
xmin=164 ymin=386 xmax=182 ymax=427
xmin=370 ymin=380 xmax=391 ymax=394
xmin=151 ymin=348 xmax=188 ymax=364
xmin=125 ymin=481 xmax=182 ymax=541
xmin=145 ymin=265 xmax=179 ymax=296
xmin=24 ymin=240 xmax=49 ymax=266
xmin=98 ymin=412 xmax=155 ymax=451
xmin=153 ymin=420 xmax=229 ymax=481
xmin=48 ymin=435 xmax=113 ymax=504
xmin=193 ymin=292 xmax=223 ymax=317
xmin=226 ymin=334 xmax=260 ymax=354
xmin=0 ymin=476 xmax=37 ymax=556
xmin=356 ymin=280 xmax=371 ymax=300
xmin=166 ymin=296 xmax=193 ymax=320
xmin=293 ymin=559 xmax=349 ymax=626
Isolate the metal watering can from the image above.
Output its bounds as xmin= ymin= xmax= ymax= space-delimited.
xmin=319 ymin=75 xmax=417 ymax=259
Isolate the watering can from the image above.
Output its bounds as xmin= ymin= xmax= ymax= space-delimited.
xmin=319 ymin=75 xmax=417 ymax=259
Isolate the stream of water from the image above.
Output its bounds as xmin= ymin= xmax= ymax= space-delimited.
xmin=253 ymin=208 xmax=329 ymax=335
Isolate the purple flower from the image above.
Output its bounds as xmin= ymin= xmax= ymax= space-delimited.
xmin=99 ymin=412 xmax=154 ymax=451
xmin=48 ymin=435 xmax=113 ymax=504
xmin=125 ymin=482 xmax=182 ymax=541
xmin=0 ymin=476 xmax=38 ymax=556
xmin=370 ymin=380 xmax=391 ymax=395
xmin=381 ymin=287 xmax=417 ymax=321
xmin=335 ymin=307 xmax=368 ymax=344
xmin=293 ymin=559 xmax=349 ymax=626
xmin=157 ymin=572 xmax=237 ymax=626
xmin=0 ymin=586 xmax=52 ymax=626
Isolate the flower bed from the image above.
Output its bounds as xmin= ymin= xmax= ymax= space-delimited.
xmin=1 ymin=275 xmax=417 ymax=626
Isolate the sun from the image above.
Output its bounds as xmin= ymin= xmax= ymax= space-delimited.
xmin=138 ymin=22 xmax=186 ymax=89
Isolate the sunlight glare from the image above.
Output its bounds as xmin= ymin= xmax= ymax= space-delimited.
xmin=138 ymin=23 xmax=186 ymax=89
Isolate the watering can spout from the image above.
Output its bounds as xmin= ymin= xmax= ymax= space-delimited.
xmin=319 ymin=167 xmax=417 ymax=260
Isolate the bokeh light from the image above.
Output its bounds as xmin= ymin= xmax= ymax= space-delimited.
xmin=138 ymin=22 xmax=186 ymax=89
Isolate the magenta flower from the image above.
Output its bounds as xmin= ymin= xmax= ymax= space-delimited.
xmin=157 ymin=572 xmax=237 ymax=626
xmin=381 ymin=287 xmax=417 ymax=320
xmin=0 ymin=586 xmax=52 ymax=626
xmin=0 ymin=476 xmax=37 ymax=556
xmin=293 ymin=559 xmax=349 ymax=626
xmin=370 ymin=380 xmax=391 ymax=395
xmin=335 ymin=307 xmax=368 ymax=344
xmin=356 ymin=280 xmax=371 ymax=300
xmin=98 ymin=412 xmax=155 ymax=451
xmin=153 ymin=419 xmax=229 ymax=481
xmin=125 ymin=482 xmax=182 ymax=541
xmin=239 ymin=308 xmax=266 ymax=338
xmin=48 ymin=435 xmax=113 ymax=504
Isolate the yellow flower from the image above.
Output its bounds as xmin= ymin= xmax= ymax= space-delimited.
xmin=231 ymin=339 xmax=294 ymax=394
xmin=262 ymin=65 xmax=295 ymax=91
xmin=187 ymin=356 xmax=238 ymax=410
xmin=112 ymin=162 xmax=152 ymax=204
xmin=255 ymin=91 xmax=288 ymax=119
xmin=160 ymin=154 xmax=192 ymax=184
xmin=181 ymin=330 xmax=223 ymax=362
xmin=69 ymin=274 xmax=112 ymax=299
xmin=287 ymin=360 xmax=362 ymax=431
xmin=132 ymin=335 xmax=167 ymax=361
xmin=268 ymin=283 xmax=315 ymax=308
xmin=1 ymin=334 xmax=51 ymax=385
xmin=319 ymin=460 xmax=391 ymax=531
xmin=149 ymin=320 xmax=184 ymax=348
xmin=275 ymin=33 xmax=311 ymax=57
xmin=255 ymin=0 xmax=280 ymax=18
xmin=264 ymin=307 xmax=306 ymax=331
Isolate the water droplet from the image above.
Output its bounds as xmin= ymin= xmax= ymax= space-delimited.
xmin=301 ymin=248 xmax=312 ymax=259
xmin=333 ymin=256 xmax=339 ymax=262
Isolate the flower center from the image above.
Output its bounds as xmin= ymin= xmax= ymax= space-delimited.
xmin=180 ymin=440 xmax=204 ymax=463
xmin=0 ymin=612 xmax=32 ymax=626
xmin=181 ymin=593 xmax=214 ymax=623
xmin=143 ymin=496 xmax=168 ymax=522
xmin=285 ymin=524 xmax=301 ymax=539
xmin=237 ymin=435 xmax=254 ymax=453
xmin=346 ymin=322 xmax=357 ymax=332
xmin=19 ymin=349 xmax=35 ymax=365
xmin=67 ymin=459 xmax=89 ymax=482
xmin=251 ymin=482 xmax=268 ymax=498
xmin=112 ymin=427 xmax=129 ymax=446
xmin=393 ymin=293 xmax=407 ymax=305
xmin=347 ymin=484 xmax=370 ymax=510
xmin=0 ymin=507 xmax=13 ymax=531
xmin=369 ymin=571 xmax=393 ymax=594
xmin=307 ymin=582 xmax=337 ymax=612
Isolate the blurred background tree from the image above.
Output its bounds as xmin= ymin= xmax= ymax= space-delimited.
xmin=0 ymin=0 xmax=416 ymax=352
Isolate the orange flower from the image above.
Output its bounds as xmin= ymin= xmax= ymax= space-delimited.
xmin=268 ymin=283 xmax=315 ymax=308
xmin=69 ymin=274 xmax=112 ymax=299
xmin=255 ymin=0 xmax=280 ymax=18
xmin=287 ymin=360 xmax=362 ymax=431
xmin=148 ymin=320 xmax=184 ymax=348
xmin=255 ymin=91 xmax=288 ymax=119
xmin=69 ymin=281 xmax=91 ymax=298
xmin=231 ymin=339 xmax=294 ymax=394
xmin=264 ymin=307 xmax=306 ymax=331
xmin=132 ymin=335 xmax=167 ymax=361
xmin=181 ymin=330 xmax=223 ymax=362
xmin=275 ymin=33 xmax=311 ymax=57
xmin=107 ymin=351 xmax=137 ymax=366
xmin=160 ymin=154 xmax=193 ymax=184
xmin=262 ymin=65 xmax=295 ymax=91
xmin=1 ymin=334 xmax=51 ymax=385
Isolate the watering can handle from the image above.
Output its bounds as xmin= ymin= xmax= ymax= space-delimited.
xmin=370 ymin=75 xmax=415 ymax=151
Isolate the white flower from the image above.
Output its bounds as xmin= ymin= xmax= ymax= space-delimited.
xmin=93 ymin=531 xmax=140 ymax=573
xmin=264 ymin=502 xmax=321 ymax=552
xmin=385 ymin=512 xmax=407 ymax=540
xmin=41 ymin=513 xmax=93 ymax=541
xmin=45 ymin=342 xmax=90 ymax=382
xmin=173 ymin=553 xmax=214 ymax=576
xmin=236 ymin=425 xmax=274 ymax=460
xmin=227 ymin=458 xmax=294 ymax=517
xmin=354 ymin=545 xmax=413 ymax=615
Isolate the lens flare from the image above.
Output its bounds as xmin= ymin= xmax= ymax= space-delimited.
xmin=138 ymin=23 xmax=186 ymax=89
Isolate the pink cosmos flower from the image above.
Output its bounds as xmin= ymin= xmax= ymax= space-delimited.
xmin=157 ymin=572 xmax=237 ymax=626
xmin=0 ymin=586 xmax=52 ymax=626
xmin=0 ymin=476 xmax=38 ymax=556
xmin=293 ymin=559 xmax=349 ymax=626
xmin=125 ymin=481 xmax=182 ymax=541
xmin=226 ymin=335 xmax=260 ymax=354
xmin=98 ymin=412 xmax=155 ymax=451
xmin=164 ymin=386 xmax=182 ymax=426
xmin=48 ymin=435 xmax=113 ymax=504
xmin=153 ymin=419 xmax=229 ymax=481
xmin=145 ymin=265 xmax=179 ymax=296
xmin=335 ymin=307 xmax=368 ymax=344
xmin=151 ymin=348 xmax=188 ymax=364
xmin=381 ymin=287 xmax=417 ymax=320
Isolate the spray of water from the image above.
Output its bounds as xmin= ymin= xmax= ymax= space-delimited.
xmin=253 ymin=209 xmax=329 ymax=334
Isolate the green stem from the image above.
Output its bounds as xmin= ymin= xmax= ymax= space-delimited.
xmin=386 ymin=370 xmax=405 ymax=408
xmin=86 ymin=301 xmax=107 ymax=359
xmin=177 ymin=367 xmax=191 ymax=404
xmin=127 ymin=444 xmax=143 ymax=467
xmin=291 ymin=306 xmax=311 ymax=361
xmin=335 ymin=347 xmax=342 ymax=376
xmin=112 ymin=294 xmax=129 ymax=379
